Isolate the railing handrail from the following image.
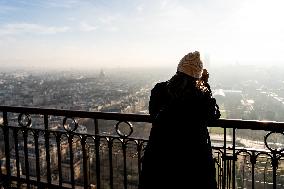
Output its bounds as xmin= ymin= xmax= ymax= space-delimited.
xmin=0 ymin=105 xmax=152 ymax=122
xmin=1 ymin=106 xmax=284 ymax=131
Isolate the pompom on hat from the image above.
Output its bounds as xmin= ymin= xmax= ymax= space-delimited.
xmin=177 ymin=51 xmax=203 ymax=78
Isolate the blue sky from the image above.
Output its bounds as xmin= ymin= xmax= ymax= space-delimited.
xmin=0 ymin=0 xmax=284 ymax=69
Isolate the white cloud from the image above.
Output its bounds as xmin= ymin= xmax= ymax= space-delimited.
xmin=0 ymin=5 xmax=18 ymax=13
xmin=16 ymin=0 xmax=81 ymax=9
xmin=160 ymin=0 xmax=171 ymax=10
xmin=99 ymin=15 xmax=118 ymax=25
xmin=136 ymin=5 xmax=144 ymax=13
xmin=80 ymin=21 xmax=97 ymax=32
xmin=0 ymin=23 xmax=70 ymax=35
xmin=44 ymin=0 xmax=81 ymax=8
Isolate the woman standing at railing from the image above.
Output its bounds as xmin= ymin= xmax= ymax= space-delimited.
xmin=139 ymin=51 xmax=220 ymax=189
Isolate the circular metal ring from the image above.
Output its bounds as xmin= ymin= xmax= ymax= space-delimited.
xmin=264 ymin=131 xmax=284 ymax=153
xmin=63 ymin=117 xmax=78 ymax=132
xmin=115 ymin=121 xmax=133 ymax=138
xmin=18 ymin=113 xmax=32 ymax=127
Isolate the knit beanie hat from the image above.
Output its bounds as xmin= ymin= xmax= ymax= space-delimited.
xmin=177 ymin=51 xmax=203 ymax=78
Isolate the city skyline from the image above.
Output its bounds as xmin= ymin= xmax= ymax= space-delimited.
xmin=0 ymin=0 xmax=284 ymax=69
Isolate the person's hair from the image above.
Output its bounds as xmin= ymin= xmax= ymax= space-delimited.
xmin=167 ymin=71 xmax=198 ymax=99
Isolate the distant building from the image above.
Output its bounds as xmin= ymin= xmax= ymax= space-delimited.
xmin=17 ymin=142 xmax=47 ymax=177
xmin=99 ymin=69 xmax=105 ymax=79
xmin=60 ymin=138 xmax=82 ymax=183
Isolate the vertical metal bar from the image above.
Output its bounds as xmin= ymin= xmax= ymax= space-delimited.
xmin=94 ymin=118 xmax=99 ymax=135
xmin=272 ymin=153 xmax=277 ymax=189
xmin=137 ymin=142 xmax=142 ymax=184
xmin=13 ymin=128 xmax=21 ymax=188
xmin=0 ymin=128 xmax=2 ymax=178
xmin=34 ymin=131 xmax=41 ymax=186
xmin=108 ymin=140 xmax=114 ymax=189
xmin=223 ymin=127 xmax=227 ymax=189
xmin=68 ymin=134 xmax=75 ymax=189
xmin=251 ymin=152 xmax=255 ymax=189
xmin=44 ymin=114 xmax=51 ymax=186
xmin=242 ymin=158 xmax=245 ymax=188
xmin=81 ymin=136 xmax=89 ymax=189
xmin=23 ymin=129 xmax=30 ymax=189
xmin=56 ymin=134 xmax=63 ymax=187
xmin=264 ymin=161 xmax=266 ymax=189
xmin=3 ymin=111 xmax=10 ymax=188
xmin=94 ymin=119 xmax=101 ymax=189
xmin=232 ymin=128 xmax=236 ymax=189
xmin=226 ymin=159 xmax=231 ymax=189
xmin=217 ymin=152 xmax=221 ymax=189
xmin=122 ymin=141 xmax=127 ymax=189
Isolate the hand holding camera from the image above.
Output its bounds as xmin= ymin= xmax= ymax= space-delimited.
xmin=201 ymin=69 xmax=209 ymax=83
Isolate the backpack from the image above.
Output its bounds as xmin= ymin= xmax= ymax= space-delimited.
xmin=148 ymin=81 xmax=169 ymax=121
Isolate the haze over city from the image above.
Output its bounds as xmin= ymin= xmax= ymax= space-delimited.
xmin=2 ymin=2 xmax=284 ymax=189
xmin=1 ymin=0 xmax=284 ymax=69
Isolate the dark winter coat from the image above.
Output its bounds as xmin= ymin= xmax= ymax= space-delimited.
xmin=139 ymin=72 xmax=220 ymax=189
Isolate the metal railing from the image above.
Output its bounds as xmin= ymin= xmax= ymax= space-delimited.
xmin=0 ymin=106 xmax=284 ymax=189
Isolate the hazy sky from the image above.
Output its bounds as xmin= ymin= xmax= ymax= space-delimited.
xmin=0 ymin=0 xmax=284 ymax=69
